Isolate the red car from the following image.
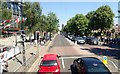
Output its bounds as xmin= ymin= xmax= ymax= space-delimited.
xmin=38 ymin=54 xmax=61 ymax=74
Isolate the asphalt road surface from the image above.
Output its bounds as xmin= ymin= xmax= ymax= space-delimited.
xmin=33 ymin=34 xmax=119 ymax=74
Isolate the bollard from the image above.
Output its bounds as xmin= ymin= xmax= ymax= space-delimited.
xmin=103 ymin=56 xmax=107 ymax=65
xmin=75 ymin=41 xmax=77 ymax=45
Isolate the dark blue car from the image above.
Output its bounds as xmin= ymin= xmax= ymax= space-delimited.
xmin=72 ymin=57 xmax=111 ymax=74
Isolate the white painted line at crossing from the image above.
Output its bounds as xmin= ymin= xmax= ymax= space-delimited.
xmin=106 ymin=65 xmax=108 ymax=67
xmin=61 ymin=58 xmax=65 ymax=68
xmin=60 ymin=57 xmax=80 ymax=59
xmin=109 ymin=60 xmax=118 ymax=69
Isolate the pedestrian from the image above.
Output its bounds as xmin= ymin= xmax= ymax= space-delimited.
xmin=43 ymin=37 xmax=46 ymax=44
xmin=0 ymin=54 xmax=8 ymax=74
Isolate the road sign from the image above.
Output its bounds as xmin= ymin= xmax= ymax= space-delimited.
xmin=103 ymin=56 xmax=107 ymax=65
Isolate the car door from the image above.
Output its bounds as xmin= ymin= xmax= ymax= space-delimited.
xmin=75 ymin=58 xmax=82 ymax=73
xmin=79 ymin=60 xmax=86 ymax=74
xmin=56 ymin=56 xmax=60 ymax=70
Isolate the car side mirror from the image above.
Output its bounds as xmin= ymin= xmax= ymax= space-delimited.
xmin=73 ymin=60 xmax=76 ymax=63
xmin=57 ymin=55 xmax=61 ymax=58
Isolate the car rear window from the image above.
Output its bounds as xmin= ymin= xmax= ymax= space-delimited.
xmin=86 ymin=63 xmax=109 ymax=72
xmin=40 ymin=60 xmax=57 ymax=66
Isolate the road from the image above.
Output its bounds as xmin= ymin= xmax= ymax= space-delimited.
xmin=30 ymin=34 xmax=119 ymax=74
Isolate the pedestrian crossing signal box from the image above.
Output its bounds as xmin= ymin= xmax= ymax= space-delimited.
xmin=103 ymin=56 xmax=107 ymax=65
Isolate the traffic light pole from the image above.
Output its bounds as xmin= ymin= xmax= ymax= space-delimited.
xmin=20 ymin=0 xmax=26 ymax=66
xmin=22 ymin=40 xmax=26 ymax=66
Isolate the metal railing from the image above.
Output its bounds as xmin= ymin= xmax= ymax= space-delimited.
xmin=14 ymin=53 xmax=38 ymax=72
xmin=13 ymin=44 xmax=39 ymax=72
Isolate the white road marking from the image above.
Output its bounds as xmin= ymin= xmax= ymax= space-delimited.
xmin=109 ymin=60 xmax=118 ymax=69
xmin=61 ymin=58 xmax=65 ymax=68
xmin=98 ymin=56 xmax=102 ymax=59
xmin=65 ymin=38 xmax=74 ymax=45
xmin=60 ymin=57 xmax=81 ymax=59
xmin=106 ymin=65 xmax=108 ymax=67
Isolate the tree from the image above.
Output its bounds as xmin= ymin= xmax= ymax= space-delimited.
xmin=86 ymin=11 xmax=95 ymax=30
xmin=2 ymin=8 xmax=12 ymax=20
xmin=92 ymin=5 xmax=114 ymax=34
xmin=64 ymin=14 xmax=88 ymax=36
xmin=23 ymin=2 xmax=42 ymax=33
xmin=47 ymin=12 xmax=59 ymax=40
xmin=47 ymin=12 xmax=59 ymax=33
xmin=0 ymin=2 xmax=12 ymax=20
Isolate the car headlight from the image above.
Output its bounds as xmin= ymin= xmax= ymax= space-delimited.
xmin=55 ymin=69 xmax=59 ymax=72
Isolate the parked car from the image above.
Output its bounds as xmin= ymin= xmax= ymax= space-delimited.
xmin=38 ymin=54 xmax=61 ymax=74
xmin=71 ymin=36 xmax=77 ymax=41
xmin=75 ymin=37 xmax=85 ymax=44
xmin=86 ymin=37 xmax=98 ymax=45
xmin=117 ymin=38 xmax=120 ymax=45
xmin=72 ymin=57 xmax=111 ymax=74
xmin=68 ymin=35 xmax=74 ymax=40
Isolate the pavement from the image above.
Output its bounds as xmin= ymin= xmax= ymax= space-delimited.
xmin=7 ymin=43 xmax=37 ymax=72
xmin=0 ymin=35 xmax=21 ymax=47
xmin=0 ymin=34 xmax=57 ymax=72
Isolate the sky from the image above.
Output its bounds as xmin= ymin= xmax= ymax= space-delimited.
xmin=40 ymin=2 xmax=118 ymax=30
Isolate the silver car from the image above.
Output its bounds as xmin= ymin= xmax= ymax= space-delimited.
xmin=75 ymin=37 xmax=85 ymax=44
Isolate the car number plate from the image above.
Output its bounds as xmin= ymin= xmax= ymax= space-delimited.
xmin=46 ymin=73 xmax=53 ymax=74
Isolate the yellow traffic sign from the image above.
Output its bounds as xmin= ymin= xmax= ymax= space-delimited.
xmin=103 ymin=56 xmax=107 ymax=65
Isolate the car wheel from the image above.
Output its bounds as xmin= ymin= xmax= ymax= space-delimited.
xmin=94 ymin=42 xmax=98 ymax=45
xmin=77 ymin=41 xmax=79 ymax=44
xmin=93 ymin=41 xmax=97 ymax=45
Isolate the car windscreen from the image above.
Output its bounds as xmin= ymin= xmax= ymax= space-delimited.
xmin=40 ymin=60 xmax=57 ymax=66
xmin=86 ymin=63 xmax=110 ymax=73
xmin=77 ymin=37 xmax=83 ymax=40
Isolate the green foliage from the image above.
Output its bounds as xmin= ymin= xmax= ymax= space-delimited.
xmin=63 ymin=14 xmax=88 ymax=36
xmin=0 ymin=2 xmax=12 ymax=20
xmin=47 ymin=12 xmax=59 ymax=32
xmin=2 ymin=8 xmax=12 ymax=20
xmin=63 ymin=5 xmax=114 ymax=36
xmin=86 ymin=11 xmax=95 ymax=20
xmin=23 ymin=2 xmax=42 ymax=33
xmin=92 ymin=5 xmax=114 ymax=31
xmin=86 ymin=11 xmax=95 ymax=30
xmin=23 ymin=2 xmax=59 ymax=35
